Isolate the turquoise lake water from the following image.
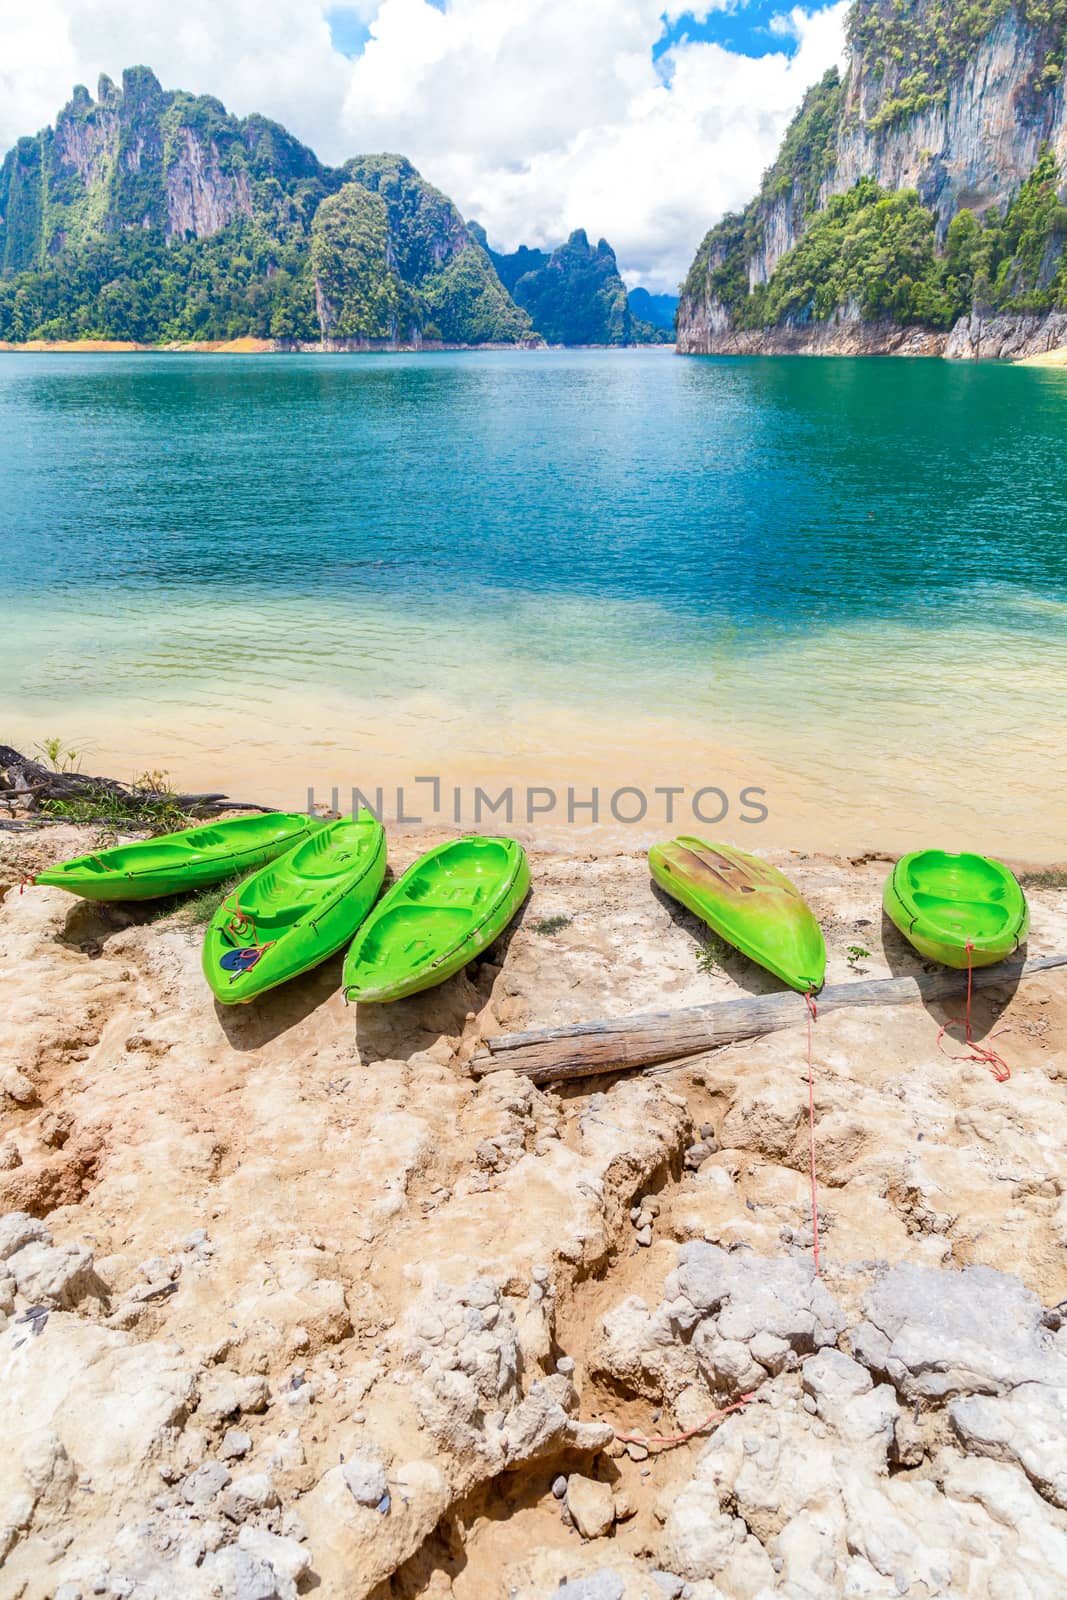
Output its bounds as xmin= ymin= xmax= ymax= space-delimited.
xmin=2 ymin=349 xmax=1066 ymax=856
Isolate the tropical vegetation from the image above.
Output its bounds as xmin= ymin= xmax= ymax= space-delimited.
xmin=0 ymin=69 xmax=532 ymax=346
xmin=479 ymin=227 xmax=668 ymax=345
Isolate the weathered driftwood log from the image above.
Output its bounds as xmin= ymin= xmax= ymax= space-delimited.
xmin=470 ymin=954 xmax=1067 ymax=1085
xmin=0 ymin=745 xmax=270 ymax=819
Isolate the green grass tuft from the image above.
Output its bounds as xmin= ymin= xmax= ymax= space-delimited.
xmin=531 ymin=914 xmax=572 ymax=936
xmin=171 ymin=873 xmax=245 ymax=926
xmin=40 ymin=789 xmax=195 ymax=833
xmin=696 ymin=933 xmax=730 ymax=974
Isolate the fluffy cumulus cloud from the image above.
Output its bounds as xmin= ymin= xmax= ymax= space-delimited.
xmin=0 ymin=0 xmax=848 ymax=290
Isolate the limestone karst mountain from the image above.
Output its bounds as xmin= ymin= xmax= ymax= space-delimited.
xmin=678 ymin=0 xmax=1067 ymax=359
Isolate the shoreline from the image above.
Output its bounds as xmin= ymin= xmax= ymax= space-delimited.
xmin=3 ymin=729 xmax=1065 ymax=867
xmin=3 ymin=335 xmax=1065 ymax=364
xmin=0 ymin=338 xmax=674 ymax=355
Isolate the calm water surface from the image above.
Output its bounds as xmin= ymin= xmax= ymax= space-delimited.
xmin=2 ymin=350 xmax=1065 ymax=856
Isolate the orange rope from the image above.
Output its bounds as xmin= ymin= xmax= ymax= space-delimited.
xmin=937 ymin=941 xmax=1011 ymax=1082
xmin=613 ymin=1392 xmax=756 ymax=1450
xmin=805 ymin=987 xmax=820 ymax=1275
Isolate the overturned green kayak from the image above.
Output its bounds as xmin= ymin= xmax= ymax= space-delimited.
xmin=649 ymin=836 xmax=826 ymax=993
xmin=35 ymin=812 xmax=321 ymax=902
xmin=343 ymin=836 xmax=530 ymax=1003
xmin=883 ymin=850 xmax=1028 ymax=969
xmin=203 ymin=812 xmax=386 ymax=1003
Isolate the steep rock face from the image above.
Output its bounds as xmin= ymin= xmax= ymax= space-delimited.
xmin=833 ymin=10 xmax=1067 ymax=240
xmin=0 ymin=67 xmax=326 ymax=271
xmin=164 ymin=128 xmax=253 ymax=240
xmin=679 ymin=0 xmax=1067 ymax=357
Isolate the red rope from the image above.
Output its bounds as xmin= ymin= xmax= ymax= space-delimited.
xmin=613 ymin=1392 xmax=756 ymax=1450
xmin=805 ymin=987 xmax=820 ymax=1276
xmin=224 ymin=889 xmax=275 ymax=976
xmin=937 ymin=941 xmax=1011 ymax=1083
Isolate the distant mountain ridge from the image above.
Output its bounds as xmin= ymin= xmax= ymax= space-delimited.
xmin=626 ymin=287 xmax=678 ymax=333
xmin=473 ymin=225 xmax=669 ymax=344
xmin=678 ymin=0 xmax=1067 ymax=359
xmin=0 ymin=68 xmax=659 ymax=349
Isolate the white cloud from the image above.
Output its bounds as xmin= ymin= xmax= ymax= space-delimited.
xmin=0 ymin=0 xmax=848 ymax=291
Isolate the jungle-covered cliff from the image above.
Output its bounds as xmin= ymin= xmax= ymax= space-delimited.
xmin=678 ymin=0 xmax=1067 ymax=358
xmin=473 ymin=225 xmax=670 ymax=344
xmin=0 ymin=68 xmax=531 ymax=347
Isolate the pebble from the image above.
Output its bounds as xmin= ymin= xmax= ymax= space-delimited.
xmin=0 ymin=1212 xmax=50 ymax=1260
xmin=635 ymin=1226 xmax=653 ymax=1248
xmin=180 ymin=1462 xmax=232 ymax=1505
xmin=626 ymin=1441 xmax=649 ymax=1462
xmin=532 ymin=1264 xmax=551 ymax=1285
xmin=556 ymin=1356 xmax=576 ymax=1376
xmin=220 ymin=1429 xmax=252 ymax=1461
xmin=1 ymin=1069 xmax=37 ymax=1106
xmin=221 ymin=1470 xmax=278 ymax=1523
xmin=684 ymin=1142 xmax=712 ymax=1170
xmin=645 ymin=1196 xmax=661 ymax=1217
xmin=342 ymin=1454 xmax=388 ymax=1507
xmin=0 ymin=1140 xmax=21 ymax=1170
xmin=566 ymin=1475 xmax=616 ymax=1539
xmin=552 ymin=1475 xmax=568 ymax=1499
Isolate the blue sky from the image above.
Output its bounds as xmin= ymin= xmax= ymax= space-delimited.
xmin=5 ymin=0 xmax=849 ymax=291
xmin=328 ymin=2 xmax=833 ymax=66
xmin=654 ymin=1 xmax=817 ymax=68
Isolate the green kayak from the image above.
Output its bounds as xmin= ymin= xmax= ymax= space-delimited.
xmin=203 ymin=812 xmax=387 ymax=1004
xmin=883 ymin=850 xmax=1029 ymax=969
xmin=342 ymin=836 xmax=530 ymax=1003
xmin=35 ymin=812 xmax=321 ymax=902
xmin=649 ymin=836 xmax=826 ymax=993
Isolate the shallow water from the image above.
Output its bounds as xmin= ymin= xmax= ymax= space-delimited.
xmin=2 ymin=349 xmax=1065 ymax=857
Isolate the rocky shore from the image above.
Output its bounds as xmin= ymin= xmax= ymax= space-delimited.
xmin=1 ymin=824 xmax=1066 ymax=1599
xmin=675 ymin=307 xmax=1067 ymax=363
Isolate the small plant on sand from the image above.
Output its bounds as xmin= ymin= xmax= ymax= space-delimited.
xmin=847 ymin=944 xmax=871 ymax=971
xmin=134 ymin=768 xmax=173 ymax=795
xmin=532 ymin=914 xmax=572 ymax=936
xmin=697 ymin=933 xmax=730 ymax=974
xmin=1018 ymin=866 xmax=1067 ymax=889
xmin=35 ymin=736 xmax=85 ymax=774
xmin=171 ymin=873 xmax=244 ymax=926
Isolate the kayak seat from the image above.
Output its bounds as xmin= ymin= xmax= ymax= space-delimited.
xmin=911 ymin=892 xmax=1012 ymax=939
xmin=106 ymin=841 xmax=197 ymax=873
xmin=357 ymin=905 xmax=470 ymax=963
xmin=903 ymin=854 xmax=1009 ymax=899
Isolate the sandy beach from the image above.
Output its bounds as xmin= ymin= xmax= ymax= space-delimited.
xmin=2 ymin=818 xmax=1066 ymax=1598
